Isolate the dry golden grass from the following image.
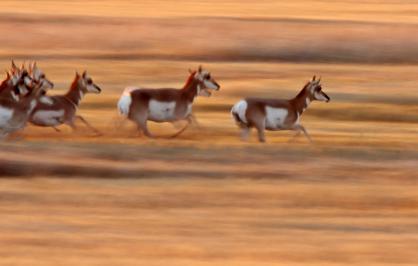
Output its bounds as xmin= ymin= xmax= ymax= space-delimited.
xmin=1 ymin=1 xmax=418 ymax=265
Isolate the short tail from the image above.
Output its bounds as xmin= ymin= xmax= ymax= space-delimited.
xmin=117 ymin=87 xmax=136 ymax=116
xmin=232 ymin=111 xmax=244 ymax=125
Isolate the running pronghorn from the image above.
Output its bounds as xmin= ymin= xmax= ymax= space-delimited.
xmin=28 ymin=62 xmax=54 ymax=94
xmin=0 ymin=67 xmax=41 ymax=137
xmin=118 ymin=66 xmax=220 ymax=138
xmin=0 ymin=61 xmax=33 ymax=102
xmin=29 ymin=71 xmax=102 ymax=134
xmin=231 ymin=76 xmax=330 ymax=143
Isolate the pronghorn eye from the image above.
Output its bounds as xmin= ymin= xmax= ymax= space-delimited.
xmin=40 ymin=74 xmax=45 ymax=79
xmin=87 ymin=79 xmax=93 ymax=85
xmin=206 ymin=74 xmax=211 ymax=80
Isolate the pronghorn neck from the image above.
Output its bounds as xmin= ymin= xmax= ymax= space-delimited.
xmin=0 ymin=78 xmax=9 ymax=90
xmin=181 ymin=72 xmax=200 ymax=101
xmin=65 ymin=76 xmax=84 ymax=107
xmin=292 ymin=83 xmax=312 ymax=115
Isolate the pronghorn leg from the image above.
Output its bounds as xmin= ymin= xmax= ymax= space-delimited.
xmin=68 ymin=121 xmax=77 ymax=132
xmin=52 ymin=126 xmax=61 ymax=132
xmin=76 ymin=115 xmax=102 ymax=135
xmin=256 ymin=126 xmax=266 ymax=143
xmin=141 ymin=123 xmax=154 ymax=138
xmin=292 ymin=124 xmax=312 ymax=143
xmin=246 ymin=107 xmax=266 ymax=143
xmin=188 ymin=113 xmax=200 ymax=128
xmin=240 ymin=127 xmax=251 ymax=141
xmin=168 ymin=119 xmax=191 ymax=139
xmin=136 ymin=117 xmax=154 ymax=138
xmin=252 ymin=118 xmax=266 ymax=143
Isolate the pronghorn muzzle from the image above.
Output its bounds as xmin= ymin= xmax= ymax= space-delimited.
xmin=322 ymin=91 xmax=330 ymax=102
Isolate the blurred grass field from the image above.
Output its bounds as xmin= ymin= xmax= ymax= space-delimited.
xmin=1 ymin=1 xmax=418 ymax=265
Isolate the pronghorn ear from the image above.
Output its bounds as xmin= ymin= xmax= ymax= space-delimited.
xmin=312 ymin=75 xmax=316 ymax=81
xmin=317 ymin=76 xmax=321 ymax=83
xmin=20 ymin=61 xmax=25 ymax=71
xmin=198 ymin=65 xmax=202 ymax=73
xmin=5 ymin=71 xmax=10 ymax=79
xmin=75 ymin=71 xmax=80 ymax=78
xmin=82 ymin=71 xmax=87 ymax=78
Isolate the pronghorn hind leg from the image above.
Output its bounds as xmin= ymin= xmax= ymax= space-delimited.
xmin=135 ymin=116 xmax=155 ymax=138
xmin=240 ymin=126 xmax=251 ymax=141
xmin=248 ymin=109 xmax=266 ymax=143
xmin=255 ymin=125 xmax=266 ymax=143
xmin=76 ymin=115 xmax=102 ymax=136
xmin=141 ymin=123 xmax=155 ymax=138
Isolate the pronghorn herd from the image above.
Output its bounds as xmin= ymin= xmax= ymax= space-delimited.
xmin=0 ymin=61 xmax=330 ymax=142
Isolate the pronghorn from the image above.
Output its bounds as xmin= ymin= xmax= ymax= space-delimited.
xmin=0 ymin=68 xmax=41 ymax=137
xmin=117 ymin=66 xmax=220 ymax=138
xmin=29 ymin=71 xmax=102 ymax=134
xmin=231 ymin=76 xmax=330 ymax=143
xmin=0 ymin=61 xmax=33 ymax=102
xmin=28 ymin=62 xmax=54 ymax=94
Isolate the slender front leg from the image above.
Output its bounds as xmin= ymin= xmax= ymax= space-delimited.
xmin=188 ymin=113 xmax=200 ymax=128
xmin=76 ymin=115 xmax=102 ymax=135
xmin=52 ymin=126 xmax=61 ymax=132
xmin=169 ymin=119 xmax=191 ymax=138
xmin=292 ymin=124 xmax=312 ymax=143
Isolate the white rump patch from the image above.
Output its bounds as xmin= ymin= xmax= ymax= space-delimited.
xmin=118 ymin=87 xmax=136 ymax=116
xmin=31 ymin=110 xmax=65 ymax=126
xmin=148 ymin=100 xmax=176 ymax=122
xmin=0 ymin=106 xmax=14 ymax=128
xmin=265 ymin=106 xmax=288 ymax=129
xmin=231 ymin=100 xmax=248 ymax=124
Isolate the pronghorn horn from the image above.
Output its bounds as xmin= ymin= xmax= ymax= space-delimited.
xmin=5 ymin=70 xmax=10 ymax=79
xmin=198 ymin=65 xmax=202 ymax=73
xmin=312 ymin=75 xmax=316 ymax=81
xmin=21 ymin=61 xmax=25 ymax=71
xmin=28 ymin=62 xmax=34 ymax=74
xmin=82 ymin=70 xmax=87 ymax=78
xmin=11 ymin=59 xmax=18 ymax=71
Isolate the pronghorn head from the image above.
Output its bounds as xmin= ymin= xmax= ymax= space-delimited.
xmin=9 ymin=60 xmax=33 ymax=89
xmin=29 ymin=62 xmax=54 ymax=93
xmin=9 ymin=65 xmax=35 ymax=101
xmin=307 ymin=76 xmax=330 ymax=102
xmin=193 ymin=65 xmax=220 ymax=97
xmin=78 ymin=71 xmax=101 ymax=94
